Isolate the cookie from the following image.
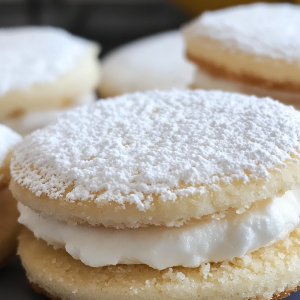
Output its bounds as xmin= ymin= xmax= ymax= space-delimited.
xmin=99 ymin=31 xmax=195 ymax=97
xmin=12 ymin=90 xmax=300 ymax=299
xmin=183 ymin=3 xmax=300 ymax=108
xmin=0 ymin=26 xmax=101 ymax=134
xmin=3 ymin=93 xmax=96 ymax=135
xmin=0 ymin=124 xmax=21 ymax=267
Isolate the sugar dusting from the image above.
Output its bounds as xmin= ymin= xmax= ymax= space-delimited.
xmin=0 ymin=124 xmax=21 ymax=167
xmin=101 ymin=30 xmax=195 ymax=92
xmin=184 ymin=3 xmax=300 ymax=63
xmin=0 ymin=26 xmax=90 ymax=96
xmin=11 ymin=90 xmax=300 ymax=209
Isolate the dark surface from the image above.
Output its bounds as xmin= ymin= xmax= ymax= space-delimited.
xmin=0 ymin=257 xmax=300 ymax=300
xmin=0 ymin=0 xmax=189 ymax=55
xmin=0 ymin=258 xmax=48 ymax=300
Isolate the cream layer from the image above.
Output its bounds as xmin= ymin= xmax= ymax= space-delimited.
xmin=18 ymin=188 xmax=300 ymax=270
xmin=193 ymin=68 xmax=300 ymax=106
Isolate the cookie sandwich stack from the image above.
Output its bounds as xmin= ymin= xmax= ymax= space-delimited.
xmin=10 ymin=89 xmax=300 ymax=300
xmin=183 ymin=3 xmax=300 ymax=108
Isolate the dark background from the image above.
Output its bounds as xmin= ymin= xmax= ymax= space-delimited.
xmin=0 ymin=0 xmax=189 ymax=55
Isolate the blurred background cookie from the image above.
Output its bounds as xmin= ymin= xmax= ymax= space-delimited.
xmin=99 ymin=30 xmax=195 ymax=97
xmin=0 ymin=26 xmax=101 ymax=135
xmin=0 ymin=125 xmax=21 ymax=268
xmin=183 ymin=3 xmax=300 ymax=108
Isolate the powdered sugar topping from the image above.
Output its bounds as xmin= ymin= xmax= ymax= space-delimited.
xmin=101 ymin=30 xmax=195 ymax=92
xmin=0 ymin=125 xmax=21 ymax=167
xmin=11 ymin=90 xmax=300 ymax=209
xmin=0 ymin=26 xmax=90 ymax=96
xmin=184 ymin=3 xmax=300 ymax=63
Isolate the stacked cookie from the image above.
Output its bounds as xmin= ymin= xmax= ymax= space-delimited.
xmin=10 ymin=90 xmax=300 ymax=299
xmin=0 ymin=26 xmax=101 ymax=135
xmin=0 ymin=125 xmax=21 ymax=268
xmin=99 ymin=30 xmax=195 ymax=97
xmin=183 ymin=3 xmax=300 ymax=108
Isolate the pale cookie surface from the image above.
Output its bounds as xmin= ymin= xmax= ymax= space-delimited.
xmin=0 ymin=124 xmax=21 ymax=167
xmin=0 ymin=26 xmax=90 ymax=96
xmin=10 ymin=90 xmax=300 ymax=227
xmin=18 ymin=227 xmax=300 ymax=300
xmin=0 ymin=125 xmax=21 ymax=187
xmin=184 ymin=3 xmax=300 ymax=62
xmin=99 ymin=31 xmax=195 ymax=97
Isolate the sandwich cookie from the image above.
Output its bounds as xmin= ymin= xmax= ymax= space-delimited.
xmin=0 ymin=26 xmax=101 ymax=134
xmin=0 ymin=125 xmax=21 ymax=267
xmin=99 ymin=31 xmax=195 ymax=97
xmin=183 ymin=3 xmax=300 ymax=108
xmin=11 ymin=90 xmax=300 ymax=299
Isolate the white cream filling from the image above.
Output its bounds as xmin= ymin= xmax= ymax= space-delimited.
xmin=1 ymin=93 xmax=96 ymax=135
xmin=194 ymin=68 xmax=300 ymax=104
xmin=18 ymin=188 xmax=300 ymax=270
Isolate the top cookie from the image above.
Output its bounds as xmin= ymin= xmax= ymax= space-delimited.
xmin=184 ymin=3 xmax=300 ymax=63
xmin=10 ymin=90 xmax=300 ymax=228
xmin=99 ymin=31 xmax=195 ymax=97
xmin=0 ymin=125 xmax=21 ymax=188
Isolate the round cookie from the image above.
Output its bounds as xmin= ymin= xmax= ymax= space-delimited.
xmin=0 ymin=124 xmax=21 ymax=267
xmin=183 ymin=3 xmax=300 ymax=108
xmin=0 ymin=26 xmax=101 ymax=134
xmin=12 ymin=90 xmax=300 ymax=299
xmin=99 ymin=31 xmax=195 ymax=97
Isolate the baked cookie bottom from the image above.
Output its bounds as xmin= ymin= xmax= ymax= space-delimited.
xmin=0 ymin=188 xmax=20 ymax=267
xmin=186 ymin=50 xmax=300 ymax=109
xmin=19 ymin=226 xmax=300 ymax=300
xmin=190 ymin=68 xmax=300 ymax=110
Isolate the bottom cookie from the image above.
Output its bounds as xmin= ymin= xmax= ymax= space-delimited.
xmin=19 ymin=226 xmax=300 ymax=300
xmin=28 ymin=281 xmax=300 ymax=300
xmin=0 ymin=188 xmax=20 ymax=267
